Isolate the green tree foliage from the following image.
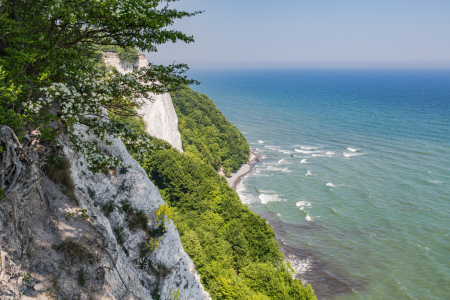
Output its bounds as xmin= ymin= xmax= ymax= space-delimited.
xmin=0 ymin=0 xmax=199 ymax=171
xmin=97 ymin=45 xmax=140 ymax=63
xmin=132 ymin=145 xmax=316 ymax=300
xmin=171 ymin=86 xmax=250 ymax=175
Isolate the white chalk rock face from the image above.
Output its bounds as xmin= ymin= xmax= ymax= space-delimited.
xmin=64 ymin=127 xmax=210 ymax=299
xmin=103 ymin=53 xmax=183 ymax=152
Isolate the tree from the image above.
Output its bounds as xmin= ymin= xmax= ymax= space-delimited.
xmin=0 ymin=0 xmax=200 ymax=171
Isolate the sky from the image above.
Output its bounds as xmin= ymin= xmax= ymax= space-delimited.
xmin=144 ymin=0 xmax=450 ymax=69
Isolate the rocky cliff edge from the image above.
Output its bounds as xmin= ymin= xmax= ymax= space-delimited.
xmin=0 ymin=125 xmax=210 ymax=299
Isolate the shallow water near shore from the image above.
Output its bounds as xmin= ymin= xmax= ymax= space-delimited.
xmin=189 ymin=69 xmax=450 ymax=299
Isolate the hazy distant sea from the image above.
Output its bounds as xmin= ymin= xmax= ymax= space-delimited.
xmin=189 ymin=69 xmax=450 ymax=300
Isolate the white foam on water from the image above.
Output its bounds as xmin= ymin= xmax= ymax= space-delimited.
xmin=267 ymin=165 xmax=283 ymax=172
xmin=312 ymin=154 xmax=328 ymax=157
xmin=343 ymin=152 xmax=365 ymax=158
xmin=287 ymin=254 xmax=313 ymax=275
xmin=282 ymin=167 xmax=291 ymax=173
xmin=277 ymin=213 xmax=282 ymax=217
xmin=295 ymin=149 xmax=316 ymax=154
xmin=326 ymin=151 xmax=335 ymax=155
xmin=305 ymin=214 xmax=313 ymax=221
xmin=266 ymin=145 xmax=281 ymax=150
xmin=300 ymin=146 xmax=319 ymax=150
xmin=296 ymin=201 xmax=312 ymax=210
xmin=300 ymin=159 xmax=308 ymax=164
xmin=278 ymin=158 xmax=286 ymax=164
xmin=259 ymin=193 xmax=283 ymax=204
xmin=258 ymin=140 xmax=265 ymax=144
xmin=326 ymin=182 xmax=336 ymax=187
xmin=305 ymin=170 xmax=314 ymax=176
xmin=347 ymin=147 xmax=359 ymax=152
xmin=278 ymin=149 xmax=292 ymax=154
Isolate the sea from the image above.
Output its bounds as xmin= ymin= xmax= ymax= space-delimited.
xmin=188 ymin=69 xmax=450 ymax=300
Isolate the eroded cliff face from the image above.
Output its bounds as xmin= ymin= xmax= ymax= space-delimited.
xmin=102 ymin=53 xmax=183 ymax=152
xmin=0 ymin=126 xmax=210 ymax=299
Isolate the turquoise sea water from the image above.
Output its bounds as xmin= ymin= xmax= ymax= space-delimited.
xmin=189 ymin=69 xmax=450 ymax=300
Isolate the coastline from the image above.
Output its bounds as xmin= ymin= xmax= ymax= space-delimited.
xmin=226 ymin=152 xmax=259 ymax=189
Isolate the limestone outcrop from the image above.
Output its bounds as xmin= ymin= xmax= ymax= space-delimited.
xmin=0 ymin=125 xmax=210 ymax=299
xmin=102 ymin=53 xmax=183 ymax=152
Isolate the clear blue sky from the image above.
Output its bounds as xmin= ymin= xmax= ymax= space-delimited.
xmin=144 ymin=0 xmax=450 ymax=69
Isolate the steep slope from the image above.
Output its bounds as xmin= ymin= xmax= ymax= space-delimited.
xmin=0 ymin=125 xmax=210 ymax=299
xmin=103 ymin=53 xmax=183 ymax=152
xmin=171 ymin=86 xmax=250 ymax=175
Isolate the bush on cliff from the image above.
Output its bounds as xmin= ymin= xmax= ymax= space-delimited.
xmin=171 ymin=86 xmax=250 ymax=175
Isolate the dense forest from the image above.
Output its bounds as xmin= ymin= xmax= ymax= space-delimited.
xmin=171 ymin=86 xmax=250 ymax=175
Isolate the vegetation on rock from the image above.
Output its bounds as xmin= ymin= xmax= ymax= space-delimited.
xmin=171 ymin=86 xmax=250 ymax=175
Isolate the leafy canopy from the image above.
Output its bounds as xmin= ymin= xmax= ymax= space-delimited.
xmin=0 ymin=0 xmax=200 ymax=172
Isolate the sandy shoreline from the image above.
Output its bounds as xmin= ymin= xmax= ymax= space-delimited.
xmin=226 ymin=152 xmax=259 ymax=189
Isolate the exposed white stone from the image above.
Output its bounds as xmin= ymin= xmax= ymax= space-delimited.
xmin=103 ymin=53 xmax=183 ymax=152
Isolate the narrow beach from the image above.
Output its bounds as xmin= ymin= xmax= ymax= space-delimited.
xmin=226 ymin=152 xmax=259 ymax=189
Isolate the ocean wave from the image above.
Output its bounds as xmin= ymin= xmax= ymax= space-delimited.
xmin=326 ymin=151 xmax=335 ymax=155
xmin=278 ymin=149 xmax=292 ymax=154
xmin=312 ymin=154 xmax=328 ymax=157
xmin=343 ymin=152 xmax=365 ymax=158
xmin=305 ymin=214 xmax=313 ymax=221
xmin=300 ymin=146 xmax=319 ymax=150
xmin=347 ymin=147 xmax=359 ymax=152
xmin=278 ymin=158 xmax=286 ymax=164
xmin=300 ymin=159 xmax=308 ymax=164
xmin=305 ymin=170 xmax=314 ymax=176
xmin=326 ymin=182 xmax=336 ymax=187
xmin=282 ymin=167 xmax=291 ymax=173
xmin=287 ymin=254 xmax=312 ymax=275
xmin=266 ymin=145 xmax=281 ymax=150
xmin=258 ymin=140 xmax=265 ymax=144
xmin=267 ymin=165 xmax=283 ymax=172
xmin=259 ymin=193 xmax=283 ymax=204
xmin=295 ymin=149 xmax=316 ymax=154
xmin=296 ymin=201 xmax=312 ymax=210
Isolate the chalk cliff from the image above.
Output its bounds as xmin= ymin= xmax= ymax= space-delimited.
xmin=0 ymin=125 xmax=210 ymax=299
xmin=102 ymin=53 xmax=183 ymax=152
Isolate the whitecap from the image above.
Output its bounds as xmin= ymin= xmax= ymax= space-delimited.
xmin=259 ymin=193 xmax=282 ymax=204
xmin=343 ymin=152 xmax=365 ymax=157
xmin=278 ymin=149 xmax=292 ymax=154
xmin=326 ymin=182 xmax=336 ymax=187
xmin=278 ymin=158 xmax=286 ymax=164
xmin=258 ymin=140 xmax=265 ymax=144
xmin=326 ymin=151 xmax=335 ymax=155
xmin=295 ymin=149 xmax=315 ymax=154
xmin=277 ymin=213 xmax=282 ymax=217
xmin=287 ymin=254 xmax=312 ymax=275
xmin=282 ymin=167 xmax=291 ymax=173
xmin=300 ymin=146 xmax=318 ymax=150
xmin=305 ymin=214 xmax=313 ymax=221
xmin=312 ymin=154 xmax=328 ymax=157
xmin=300 ymin=159 xmax=308 ymax=164
xmin=296 ymin=201 xmax=312 ymax=210
xmin=267 ymin=165 xmax=283 ymax=172
xmin=347 ymin=147 xmax=359 ymax=152
xmin=305 ymin=170 xmax=314 ymax=176
xmin=266 ymin=145 xmax=281 ymax=150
